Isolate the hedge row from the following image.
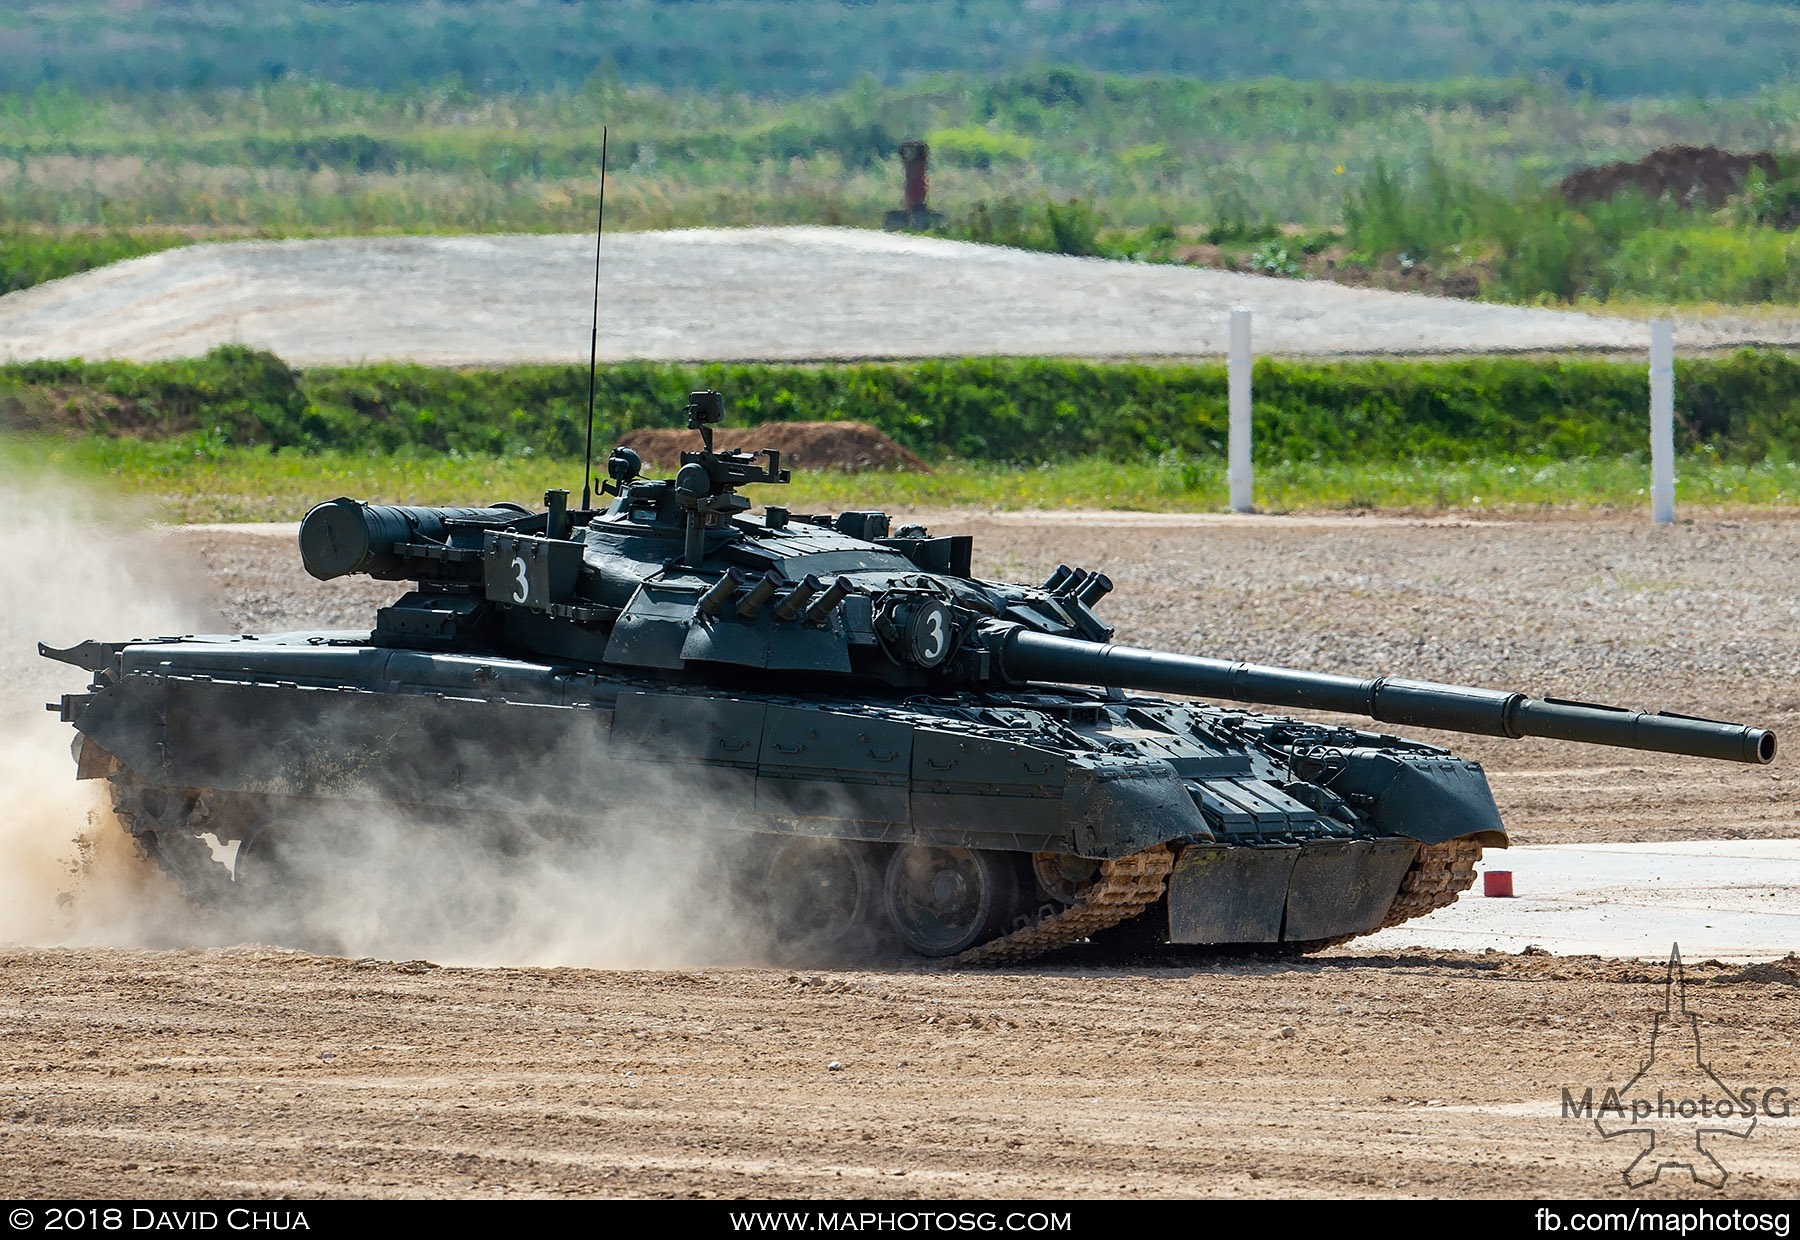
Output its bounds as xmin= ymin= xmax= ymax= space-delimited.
xmin=6 ymin=346 xmax=1800 ymax=464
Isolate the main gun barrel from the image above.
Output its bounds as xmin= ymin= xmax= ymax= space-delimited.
xmin=997 ymin=628 xmax=1776 ymax=765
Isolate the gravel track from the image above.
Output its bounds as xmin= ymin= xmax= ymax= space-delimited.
xmin=5 ymin=227 xmax=1798 ymax=366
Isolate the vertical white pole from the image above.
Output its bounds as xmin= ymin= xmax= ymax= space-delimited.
xmin=1649 ymin=319 xmax=1675 ymax=525
xmin=1228 ymin=307 xmax=1253 ymax=513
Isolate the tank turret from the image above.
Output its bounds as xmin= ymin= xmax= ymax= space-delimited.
xmin=288 ymin=391 xmax=1775 ymax=769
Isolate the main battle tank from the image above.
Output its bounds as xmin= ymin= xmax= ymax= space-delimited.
xmin=40 ymin=391 xmax=1778 ymax=963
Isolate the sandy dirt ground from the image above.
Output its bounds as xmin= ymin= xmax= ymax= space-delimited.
xmin=3 ymin=228 xmax=1798 ymax=366
xmin=2 ymin=946 xmax=1796 ymax=1201
xmin=4 ymin=511 xmax=1799 ymax=1200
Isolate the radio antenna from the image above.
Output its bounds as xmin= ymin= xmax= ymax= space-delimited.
xmin=579 ymin=127 xmax=609 ymax=510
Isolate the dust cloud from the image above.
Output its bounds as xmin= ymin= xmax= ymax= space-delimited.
xmin=0 ymin=473 xmax=219 ymax=947
xmin=0 ymin=475 xmax=847 ymax=968
xmin=234 ymin=792 xmax=809 ymax=970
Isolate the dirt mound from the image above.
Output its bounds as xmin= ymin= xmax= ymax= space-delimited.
xmin=1558 ymin=144 xmax=1778 ymax=209
xmin=1718 ymin=954 xmax=1800 ymax=987
xmin=616 ymin=420 xmax=929 ymax=474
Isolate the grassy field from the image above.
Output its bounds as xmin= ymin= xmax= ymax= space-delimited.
xmin=4 ymin=72 xmax=1798 ymax=304
xmin=12 ymin=435 xmax=1799 ymax=524
xmin=12 ymin=344 xmax=1798 ymax=518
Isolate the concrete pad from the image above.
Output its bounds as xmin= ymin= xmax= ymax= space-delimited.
xmin=0 ymin=226 xmax=1683 ymax=366
xmin=1354 ymin=840 xmax=1800 ymax=961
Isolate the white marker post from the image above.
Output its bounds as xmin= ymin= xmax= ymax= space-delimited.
xmin=1649 ymin=319 xmax=1675 ymax=524
xmin=1228 ymin=307 xmax=1253 ymax=513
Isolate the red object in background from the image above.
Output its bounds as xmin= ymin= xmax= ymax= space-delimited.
xmin=1483 ymin=870 xmax=1515 ymax=897
xmin=899 ymin=140 xmax=930 ymax=211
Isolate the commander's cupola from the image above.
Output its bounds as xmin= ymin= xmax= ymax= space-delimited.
xmin=599 ymin=390 xmax=790 ymax=564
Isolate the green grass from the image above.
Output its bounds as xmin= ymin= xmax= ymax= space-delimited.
xmin=12 ymin=435 xmax=1800 ymax=525
xmin=1338 ymin=156 xmax=1800 ymax=302
xmin=2 ymin=72 xmax=1797 ymax=271
xmin=12 ymin=349 xmax=1800 ymax=525
xmin=1600 ymin=226 xmax=1800 ymax=303
xmin=0 ymin=227 xmax=199 ymax=294
xmin=0 ymin=70 xmax=1797 ymax=305
xmin=14 ymin=348 xmax=1800 ymax=468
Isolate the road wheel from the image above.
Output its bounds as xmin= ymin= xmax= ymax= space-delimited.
xmin=884 ymin=845 xmax=1021 ymax=958
xmin=761 ymin=836 xmax=888 ymax=957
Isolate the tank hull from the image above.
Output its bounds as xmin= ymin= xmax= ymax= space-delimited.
xmin=58 ymin=632 xmax=1504 ymax=956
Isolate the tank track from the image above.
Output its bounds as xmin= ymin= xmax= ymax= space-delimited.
xmin=957 ymin=836 xmax=1484 ymax=965
xmin=949 ymin=845 xmax=1175 ymax=966
xmin=1380 ymin=837 xmax=1484 ymax=928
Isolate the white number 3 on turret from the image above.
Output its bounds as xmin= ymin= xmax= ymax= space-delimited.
xmin=510 ymin=556 xmax=529 ymax=604
xmin=909 ymin=600 xmax=952 ymax=668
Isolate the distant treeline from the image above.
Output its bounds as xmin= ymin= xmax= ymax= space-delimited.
xmin=6 ymin=1 xmax=1800 ymax=98
xmin=7 ymin=346 xmax=1800 ymax=466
